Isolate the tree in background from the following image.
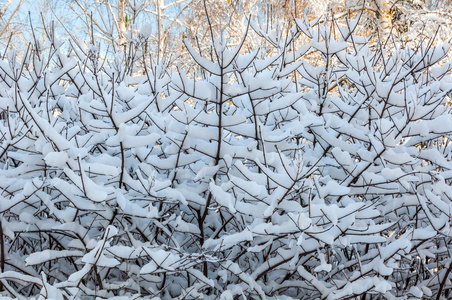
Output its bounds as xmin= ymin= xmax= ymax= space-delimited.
xmin=3 ymin=0 xmax=452 ymax=65
xmin=0 ymin=0 xmax=27 ymax=48
xmin=63 ymin=0 xmax=194 ymax=60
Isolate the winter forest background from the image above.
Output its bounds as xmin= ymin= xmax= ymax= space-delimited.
xmin=1 ymin=0 xmax=452 ymax=299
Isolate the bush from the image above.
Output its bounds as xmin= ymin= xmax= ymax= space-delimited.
xmin=1 ymin=13 xmax=452 ymax=300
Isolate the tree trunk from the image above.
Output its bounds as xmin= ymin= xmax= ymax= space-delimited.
xmin=156 ymin=0 xmax=164 ymax=61
xmin=373 ymin=0 xmax=390 ymax=33
xmin=118 ymin=0 xmax=126 ymax=47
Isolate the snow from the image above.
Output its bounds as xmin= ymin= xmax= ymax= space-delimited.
xmin=203 ymin=229 xmax=253 ymax=251
xmin=139 ymin=24 xmax=152 ymax=38
xmin=25 ymin=250 xmax=84 ymax=266
xmin=140 ymin=249 xmax=179 ymax=274
xmin=313 ymin=251 xmax=332 ymax=273
xmin=209 ymin=181 xmax=236 ymax=213
xmin=116 ymin=193 xmax=148 ymax=217
xmin=317 ymin=178 xmax=350 ymax=198
xmin=44 ymin=151 xmax=69 ymax=166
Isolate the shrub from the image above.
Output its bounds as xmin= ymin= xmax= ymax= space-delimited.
xmin=1 ymin=13 xmax=452 ymax=300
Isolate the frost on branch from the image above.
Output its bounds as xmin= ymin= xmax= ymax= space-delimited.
xmin=1 ymin=13 xmax=452 ymax=300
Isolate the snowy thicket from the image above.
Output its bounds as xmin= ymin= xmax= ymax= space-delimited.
xmin=1 ymin=13 xmax=452 ymax=300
